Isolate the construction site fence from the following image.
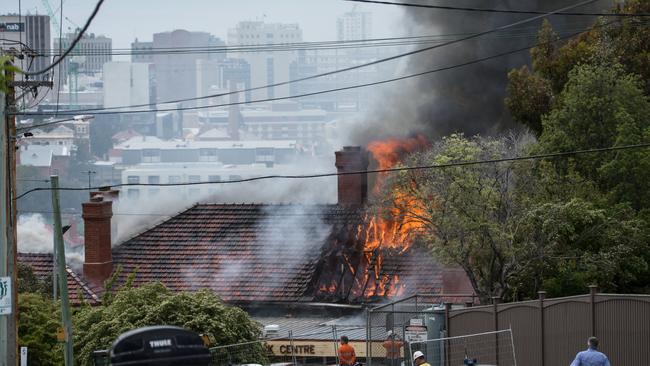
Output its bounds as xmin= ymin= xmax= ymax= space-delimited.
xmin=408 ymin=329 xmax=516 ymax=366
xmin=365 ymin=288 xmax=650 ymax=366
xmin=209 ymin=325 xmax=366 ymax=366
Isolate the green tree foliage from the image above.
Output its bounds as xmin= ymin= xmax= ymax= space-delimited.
xmin=539 ymin=63 xmax=650 ymax=208
xmin=0 ymin=56 xmax=21 ymax=94
xmin=17 ymin=263 xmax=52 ymax=296
xmin=18 ymin=294 xmax=64 ymax=366
xmin=506 ymin=2 xmax=650 ymax=134
xmin=73 ymin=282 xmax=265 ymax=366
xmin=505 ymin=66 xmax=553 ymax=136
xmin=383 ymin=134 xmax=540 ymax=302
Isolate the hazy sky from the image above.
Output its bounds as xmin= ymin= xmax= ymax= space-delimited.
xmin=1 ymin=0 xmax=407 ymax=49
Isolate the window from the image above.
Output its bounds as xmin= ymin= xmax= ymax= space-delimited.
xmin=199 ymin=149 xmax=218 ymax=162
xmin=147 ymin=175 xmax=160 ymax=184
xmin=208 ymin=175 xmax=221 ymax=182
xmin=168 ymin=175 xmax=181 ymax=184
xmin=142 ymin=149 xmax=161 ymax=163
xmin=228 ymin=175 xmax=242 ymax=181
xmin=188 ymin=188 xmax=201 ymax=197
xmin=127 ymin=176 xmax=140 ymax=184
xmin=148 ymin=188 xmax=160 ymax=197
xmin=255 ymin=148 xmax=275 ymax=162
xmin=188 ymin=175 xmax=201 ymax=183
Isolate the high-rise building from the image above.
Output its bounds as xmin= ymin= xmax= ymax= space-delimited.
xmin=0 ymin=14 xmax=51 ymax=81
xmin=103 ymin=62 xmax=150 ymax=108
xmin=54 ymin=32 xmax=112 ymax=75
xmin=131 ymin=38 xmax=154 ymax=63
xmin=227 ymin=21 xmax=302 ymax=100
xmin=151 ymin=30 xmax=225 ymax=104
xmin=337 ymin=9 xmax=372 ymax=41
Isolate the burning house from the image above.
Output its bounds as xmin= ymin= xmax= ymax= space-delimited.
xmin=77 ymin=145 xmax=472 ymax=307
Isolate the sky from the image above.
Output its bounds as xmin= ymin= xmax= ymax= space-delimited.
xmin=0 ymin=0 xmax=407 ymax=49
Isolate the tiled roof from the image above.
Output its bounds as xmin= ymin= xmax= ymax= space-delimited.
xmin=18 ymin=253 xmax=101 ymax=305
xmin=111 ymin=204 xmax=473 ymax=304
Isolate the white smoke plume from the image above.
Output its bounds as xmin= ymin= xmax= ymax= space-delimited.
xmin=17 ymin=213 xmax=84 ymax=268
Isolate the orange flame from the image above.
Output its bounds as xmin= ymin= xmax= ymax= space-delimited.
xmin=361 ymin=136 xmax=430 ymax=298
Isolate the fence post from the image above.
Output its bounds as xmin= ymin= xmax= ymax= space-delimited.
xmin=538 ymin=291 xmax=546 ymax=366
xmin=444 ymin=303 xmax=452 ymax=366
xmin=492 ymin=297 xmax=500 ymax=366
xmin=332 ymin=325 xmax=339 ymax=366
xmin=589 ymin=285 xmax=598 ymax=337
xmin=366 ymin=307 xmax=371 ymax=366
xmin=289 ymin=330 xmax=297 ymax=366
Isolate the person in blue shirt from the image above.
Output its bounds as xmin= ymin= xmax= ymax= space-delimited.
xmin=570 ymin=337 xmax=611 ymax=366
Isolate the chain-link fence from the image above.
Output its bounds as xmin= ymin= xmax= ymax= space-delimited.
xmin=366 ymin=293 xmax=477 ymax=366
xmin=209 ymin=326 xmax=368 ymax=366
xmin=408 ymin=329 xmax=516 ymax=366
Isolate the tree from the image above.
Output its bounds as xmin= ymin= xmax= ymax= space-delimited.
xmin=73 ymin=282 xmax=266 ymax=366
xmin=382 ymin=133 xmax=541 ymax=303
xmin=18 ymin=294 xmax=64 ymax=366
xmin=506 ymin=2 xmax=650 ymax=135
xmin=539 ymin=63 xmax=650 ymax=208
xmin=17 ymin=263 xmax=52 ymax=296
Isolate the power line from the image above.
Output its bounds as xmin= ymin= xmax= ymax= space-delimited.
xmin=17 ymin=210 xmax=175 ymax=217
xmin=15 ymin=0 xmax=600 ymax=117
xmin=21 ymin=0 xmax=105 ymax=77
xmin=16 ymin=17 xmax=646 ymax=130
xmin=15 ymin=141 xmax=650 ymax=200
xmin=27 ymin=25 xmax=590 ymax=57
xmin=344 ymin=0 xmax=650 ymax=17
xmin=16 ymin=117 xmax=78 ymax=132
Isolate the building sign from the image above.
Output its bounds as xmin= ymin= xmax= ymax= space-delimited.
xmin=0 ymin=22 xmax=25 ymax=32
xmin=264 ymin=340 xmax=381 ymax=357
xmin=405 ymin=320 xmax=428 ymax=343
xmin=0 ymin=276 xmax=11 ymax=315
xmin=20 ymin=347 xmax=27 ymax=366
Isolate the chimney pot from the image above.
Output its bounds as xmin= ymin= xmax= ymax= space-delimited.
xmin=82 ymin=196 xmax=113 ymax=287
xmin=335 ymin=146 xmax=368 ymax=206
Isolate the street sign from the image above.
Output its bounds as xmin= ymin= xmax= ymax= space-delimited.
xmin=20 ymin=346 xmax=27 ymax=366
xmin=405 ymin=319 xmax=428 ymax=343
xmin=0 ymin=276 xmax=12 ymax=315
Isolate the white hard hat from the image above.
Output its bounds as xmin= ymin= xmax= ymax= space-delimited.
xmin=413 ymin=351 xmax=424 ymax=361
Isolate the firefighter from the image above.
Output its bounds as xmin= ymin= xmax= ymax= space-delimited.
xmin=338 ymin=335 xmax=357 ymax=366
xmin=382 ymin=331 xmax=404 ymax=366
xmin=413 ymin=351 xmax=431 ymax=366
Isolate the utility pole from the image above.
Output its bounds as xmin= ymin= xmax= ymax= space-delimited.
xmin=82 ymin=170 xmax=96 ymax=189
xmin=1 ymin=57 xmax=18 ymax=366
xmin=2 ymin=54 xmax=54 ymax=366
xmin=50 ymin=176 xmax=73 ymax=366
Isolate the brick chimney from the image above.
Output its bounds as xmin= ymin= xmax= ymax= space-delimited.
xmin=335 ymin=146 xmax=369 ymax=205
xmin=82 ymin=194 xmax=113 ymax=287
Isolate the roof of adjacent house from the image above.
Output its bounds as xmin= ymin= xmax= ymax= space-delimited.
xmin=17 ymin=253 xmax=101 ymax=305
xmin=111 ymin=204 xmax=473 ymax=305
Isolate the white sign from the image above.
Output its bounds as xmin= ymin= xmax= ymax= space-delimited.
xmin=405 ymin=324 xmax=428 ymax=343
xmin=20 ymin=347 xmax=27 ymax=366
xmin=0 ymin=276 xmax=12 ymax=315
xmin=409 ymin=318 xmax=424 ymax=326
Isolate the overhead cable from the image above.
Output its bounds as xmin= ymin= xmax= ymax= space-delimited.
xmin=15 ymin=0 xmax=601 ymax=116
xmin=21 ymin=0 xmax=105 ymax=76
xmin=344 ymin=0 xmax=650 ymax=17
xmin=15 ymin=141 xmax=650 ymax=200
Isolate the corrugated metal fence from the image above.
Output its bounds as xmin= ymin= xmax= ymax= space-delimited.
xmin=446 ymin=286 xmax=650 ymax=366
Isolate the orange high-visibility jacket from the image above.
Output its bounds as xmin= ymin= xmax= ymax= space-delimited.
xmin=382 ymin=339 xmax=404 ymax=359
xmin=338 ymin=344 xmax=356 ymax=365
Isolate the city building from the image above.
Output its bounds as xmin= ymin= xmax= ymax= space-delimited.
xmin=151 ymin=30 xmax=226 ymax=103
xmin=337 ymin=8 xmax=372 ymax=41
xmin=198 ymin=101 xmax=327 ymax=145
xmin=131 ymin=38 xmax=154 ymax=63
xmin=54 ymin=32 xmax=112 ymax=78
xmin=0 ymin=14 xmax=51 ymax=81
xmin=17 ymin=144 xmax=71 ymax=178
xmin=103 ymin=61 xmax=151 ymax=108
xmin=110 ymin=136 xmax=296 ymax=165
xmin=227 ymin=21 xmax=302 ymax=100
xmin=24 ymin=125 xmax=75 ymax=147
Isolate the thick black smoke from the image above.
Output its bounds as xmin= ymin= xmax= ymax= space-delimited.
xmin=350 ymin=0 xmax=606 ymax=144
